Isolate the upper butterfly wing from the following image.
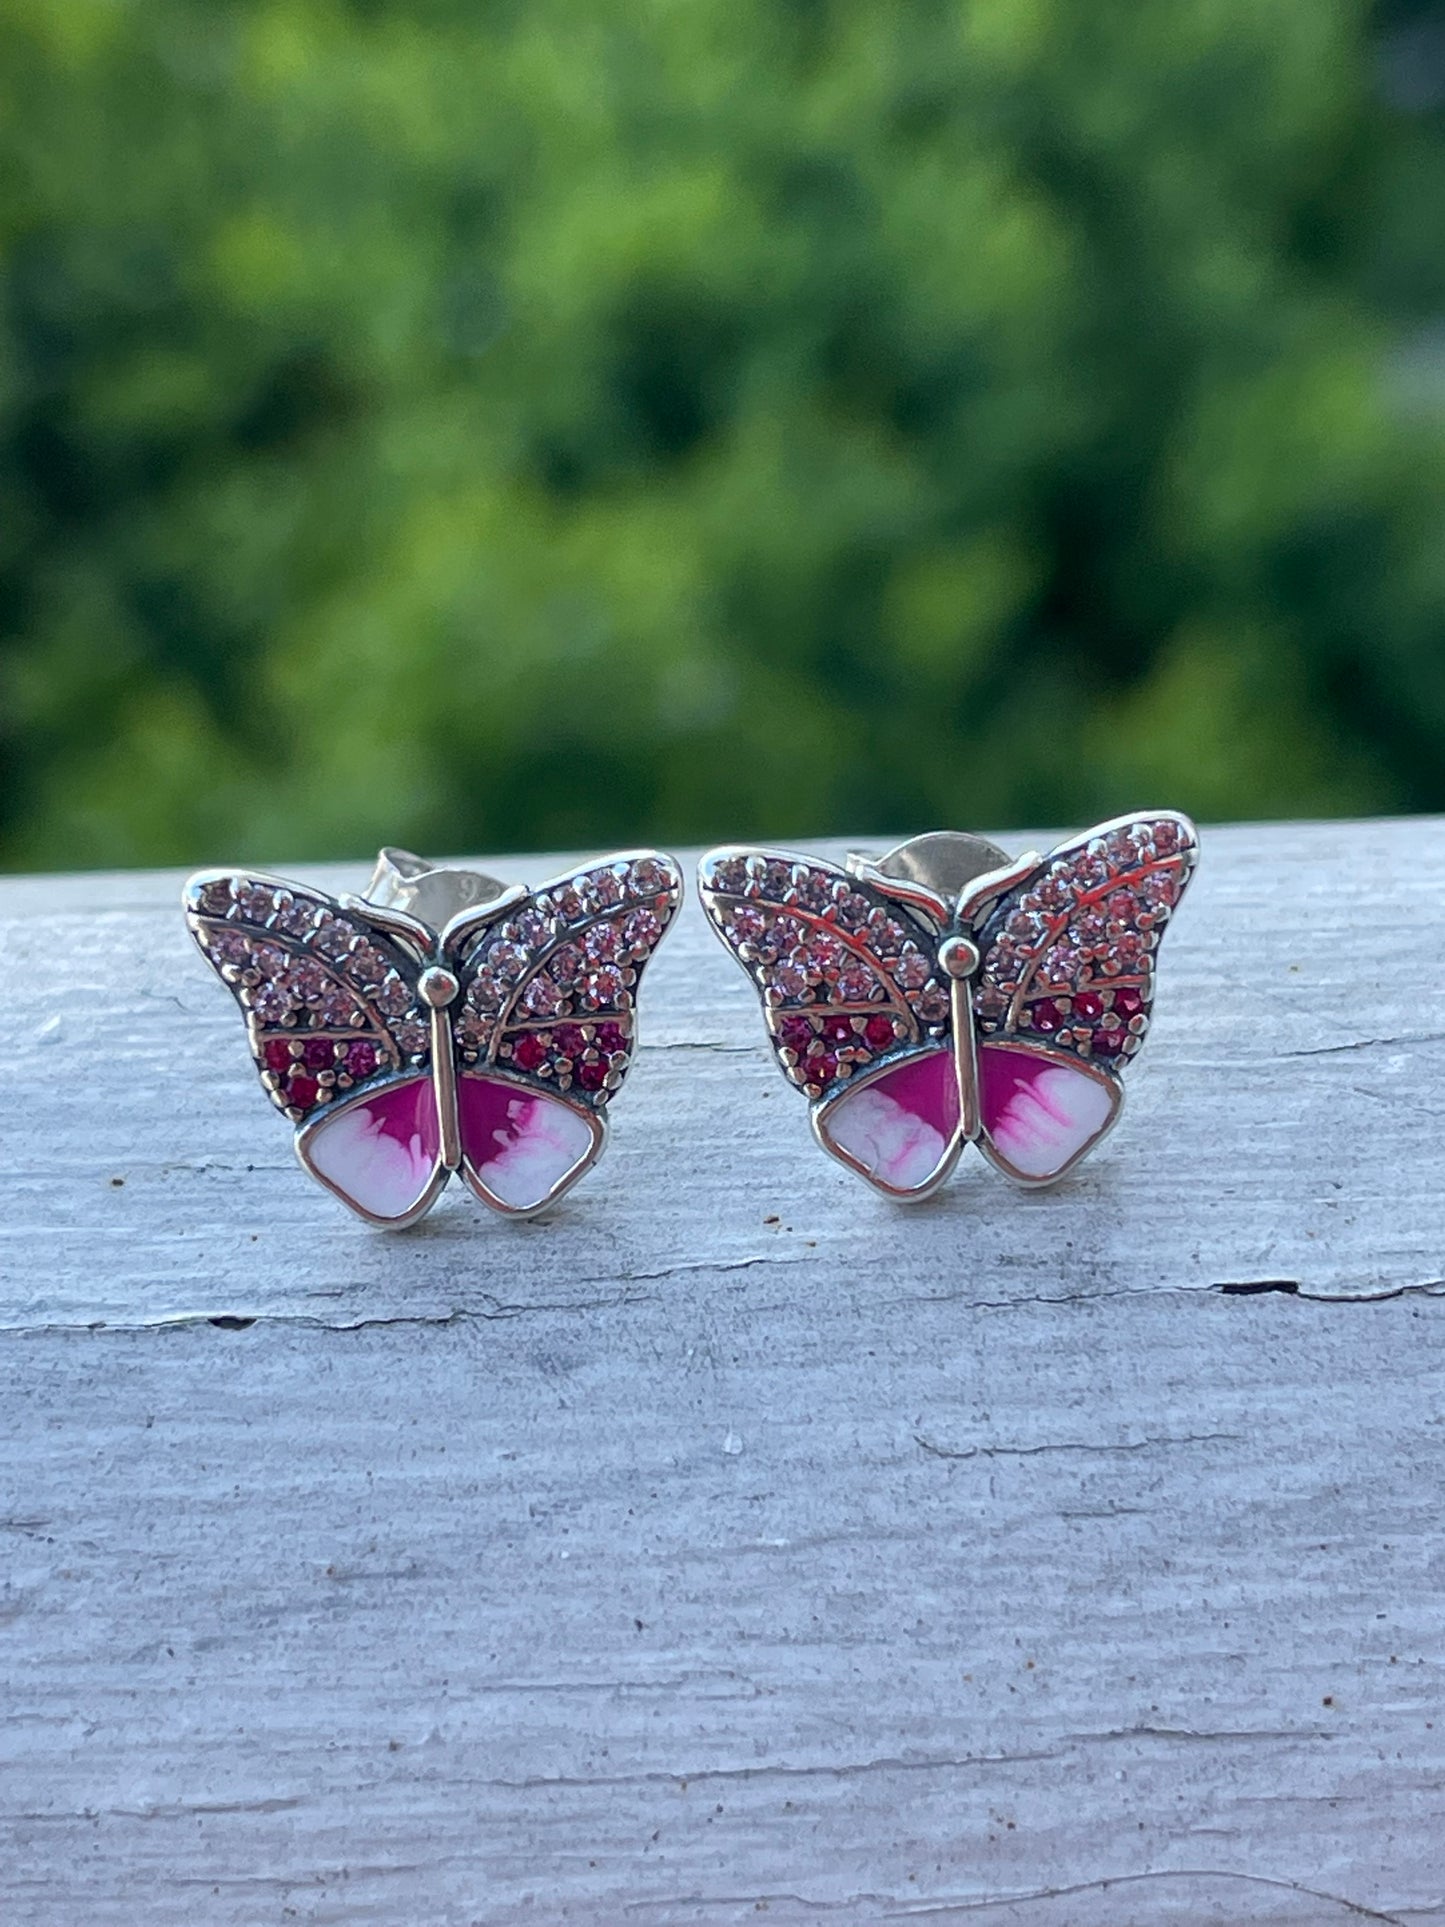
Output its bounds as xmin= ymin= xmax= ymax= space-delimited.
xmin=448 ymin=851 xmax=683 ymax=1214
xmin=183 ymin=871 xmax=445 ymax=1226
xmin=698 ymin=847 xmax=961 ymax=1199
xmin=967 ymin=813 xmax=1199 ymax=1184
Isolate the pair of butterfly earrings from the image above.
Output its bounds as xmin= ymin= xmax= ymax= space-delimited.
xmin=183 ymin=811 xmax=1199 ymax=1228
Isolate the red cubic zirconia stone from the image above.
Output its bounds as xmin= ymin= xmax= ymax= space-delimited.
xmin=864 ymin=1015 xmax=896 ymax=1052
xmin=512 ymin=1034 xmax=549 ymax=1072
xmin=777 ymin=1015 xmax=814 ymax=1056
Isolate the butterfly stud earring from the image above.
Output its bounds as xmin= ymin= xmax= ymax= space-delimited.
xmin=184 ymin=847 xmax=682 ymax=1227
xmin=698 ymin=814 xmax=1198 ymax=1201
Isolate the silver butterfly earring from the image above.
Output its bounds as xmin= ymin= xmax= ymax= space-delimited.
xmin=698 ymin=814 xmax=1199 ymax=1201
xmin=184 ymin=847 xmax=683 ymax=1227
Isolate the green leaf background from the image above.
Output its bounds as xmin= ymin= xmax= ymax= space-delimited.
xmin=2 ymin=0 xmax=1443 ymax=867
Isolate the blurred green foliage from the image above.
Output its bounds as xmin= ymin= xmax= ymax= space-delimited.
xmin=2 ymin=0 xmax=1445 ymax=869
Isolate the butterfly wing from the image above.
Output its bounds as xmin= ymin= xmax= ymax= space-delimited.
xmin=966 ymin=813 xmax=1200 ymax=1185
xmin=698 ymin=847 xmax=961 ymax=1199
xmin=183 ymin=871 xmax=446 ymax=1227
xmin=448 ymin=852 xmax=683 ymax=1214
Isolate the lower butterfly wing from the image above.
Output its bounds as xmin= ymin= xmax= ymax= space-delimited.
xmin=297 ymin=1072 xmax=448 ymax=1228
xmin=975 ymin=1041 xmax=1122 ymax=1186
xmin=812 ymin=1045 xmax=962 ymax=1200
xmin=183 ymin=871 xmax=446 ymax=1226
xmin=698 ymin=847 xmax=961 ymax=1199
xmin=448 ymin=852 xmax=682 ymax=1215
xmin=964 ymin=812 xmax=1200 ymax=1186
xmin=454 ymin=1074 xmax=604 ymax=1216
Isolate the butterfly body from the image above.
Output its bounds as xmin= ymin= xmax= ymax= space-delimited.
xmin=185 ymin=851 xmax=682 ymax=1227
xmin=699 ymin=814 xmax=1198 ymax=1200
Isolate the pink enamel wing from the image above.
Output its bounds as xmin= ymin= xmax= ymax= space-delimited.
xmin=698 ymin=815 xmax=1199 ymax=1201
xmin=183 ymin=849 xmax=682 ymax=1227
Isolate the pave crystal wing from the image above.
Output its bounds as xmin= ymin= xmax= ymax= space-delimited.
xmin=183 ymin=871 xmax=445 ymax=1226
xmin=448 ymin=851 xmax=683 ymax=1214
xmin=967 ymin=812 xmax=1200 ymax=1184
xmin=697 ymin=848 xmax=963 ymax=1198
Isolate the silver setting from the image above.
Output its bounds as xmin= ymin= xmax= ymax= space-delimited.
xmin=700 ymin=811 xmax=1199 ymax=1200
xmin=183 ymin=846 xmax=683 ymax=1230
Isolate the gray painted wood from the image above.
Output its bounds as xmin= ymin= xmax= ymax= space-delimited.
xmin=1 ymin=818 xmax=1443 ymax=1926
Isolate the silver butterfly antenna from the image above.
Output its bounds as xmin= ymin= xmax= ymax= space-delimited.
xmin=341 ymin=848 xmax=528 ymax=957
xmin=845 ymin=831 xmax=1043 ymax=932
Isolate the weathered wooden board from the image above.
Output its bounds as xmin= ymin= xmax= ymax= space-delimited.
xmin=1 ymin=819 xmax=1443 ymax=1926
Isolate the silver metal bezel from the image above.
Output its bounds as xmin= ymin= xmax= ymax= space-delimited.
xmin=184 ymin=847 xmax=680 ymax=1229
xmin=699 ymin=811 xmax=1198 ymax=1203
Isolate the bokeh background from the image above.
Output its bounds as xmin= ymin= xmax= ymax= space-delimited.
xmin=3 ymin=0 xmax=1445 ymax=871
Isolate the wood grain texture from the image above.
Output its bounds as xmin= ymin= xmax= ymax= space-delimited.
xmin=1 ymin=818 xmax=1443 ymax=1926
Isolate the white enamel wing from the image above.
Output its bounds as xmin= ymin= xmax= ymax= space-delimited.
xmin=183 ymin=852 xmax=682 ymax=1227
xmin=697 ymin=814 xmax=1198 ymax=1201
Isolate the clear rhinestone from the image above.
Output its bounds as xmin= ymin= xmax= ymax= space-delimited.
xmin=455 ymin=1011 xmax=490 ymax=1049
xmin=513 ymin=905 xmax=555 ymax=949
xmin=375 ymin=974 xmax=412 ymax=1016
xmin=285 ymin=958 xmax=328 ymax=1005
xmin=235 ymin=883 xmax=276 ymax=924
xmin=316 ymin=984 xmax=358 ymax=1026
xmin=313 ymin=917 xmax=355 ymax=961
xmin=274 ymin=897 xmax=317 ymax=938
xmin=867 ymin=914 xmax=909 ymax=955
xmin=485 ymin=941 xmax=529 ymax=981
xmin=521 ymin=974 xmax=565 ymax=1018
xmin=347 ymin=943 xmax=389 ymax=987
xmin=250 ymin=980 xmax=293 ymax=1021
xmin=205 ymin=927 xmax=250 ymax=967
xmin=623 ymin=907 xmax=662 ymax=951
xmin=835 ymin=961 xmax=878 ymax=1002
xmin=584 ymin=921 xmax=621 ymax=963
xmin=768 ymin=915 xmax=808 ymax=956
xmin=394 ymin=1018 xmax=430 ymax=1056
xmin=467 ymin=970 xmax=505 ymax=1010
xmin=915 ymin=982 xmax=950 ymax=1022
xmin=629 ymin=857 xmax=670 ymax=895
xmin=580 ymin=965 xmax=625 ymax=1008
xmin=195 ymin=879 xmax=234 ymax=917
xmin=728 ymin=904 xmax=767 ymax=945
xmin=805 ymin=932 xmax=845 ymax=974
xmin=1041 ymin=942 xmax=1082 ymax=984
xmin=548 ymin=944 xmax=584 ymax=985
xmin=772 ymin=961 xmax=811 ymax=1000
